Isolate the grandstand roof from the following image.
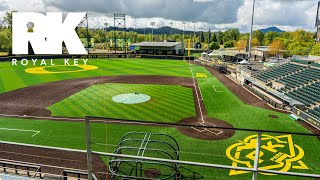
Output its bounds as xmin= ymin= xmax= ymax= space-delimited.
xmin=131 ymin=42 xmax=181 ymax=47
xmin=246 ymin=77 xmax=303 ymax=106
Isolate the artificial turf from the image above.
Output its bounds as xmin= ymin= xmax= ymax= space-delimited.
xmin=44 ymin=66 xmax=84 ymax=72
xmin=0 ymin=59 xmax=319 ymax=179
xmin=48 ymin=83 xmax=196 ymax=122
xmin=0 ymin=58 xmax=192 ymax=94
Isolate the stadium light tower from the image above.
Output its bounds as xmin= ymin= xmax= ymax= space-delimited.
xmin=183 ymin=22 xmax=186 ymax=42
xmin=248 ymin=0 xmax=256 ymax=63
xmin=104 ymin=23 xmax=109 ymax=51
xmin=315 ymin=1 xmax=320 ymax=43
xmin=192 ymin=21 xmax=197 ymax=44
xmin=199 ymin=27 xmax=203 ymax=44
xmin=150 ymin=21 xmax=156 ymax=42
xmin=170 ymin=22 xmax=173 ymax=36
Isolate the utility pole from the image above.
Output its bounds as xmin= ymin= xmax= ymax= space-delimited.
xmin=150 ymin=21 xmax=155 ymax=42
xmin=104 ymin=23 xmax=108 ymax=51
xmin=170 ymin=22 xmax=173 ymax=40
xmin=248 ymin=0 xmax=256 ymax=62
xmin=183 ymin=22 xmax=186 ymax=43
xmin=192 ymin=21 xmax=197 ymax=45
xmin=199 ymin=27 xmax=203 ymax=44
xmin=315 ymin=1 xmax=320 ymax=43
xmin=208 ymin=29 xmax=211 ymax=52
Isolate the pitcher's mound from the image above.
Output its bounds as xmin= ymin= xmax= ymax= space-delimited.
xmin=177 ymin=118 xmax=235 ymax=140
xmin=112 ymin=93 xmax=151 ymax=104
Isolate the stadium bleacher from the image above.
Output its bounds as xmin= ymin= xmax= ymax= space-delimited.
xmin=253 ymin=59 xmax=320 ymax=123
xmin=285 ymin=82 xmax=320 ymax=107
xmin=308 ymin=106 xmax=320 ymax=120
xmin=254 ymin=63 xmax=306 ymax=82
xmin=279 ymin=68 xmax=320 ymax=91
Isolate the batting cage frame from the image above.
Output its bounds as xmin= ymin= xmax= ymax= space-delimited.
xmin=109 ymin=132 xmax=180 ymax=179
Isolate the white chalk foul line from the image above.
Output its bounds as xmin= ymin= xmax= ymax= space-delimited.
xmin=212 ymin=85 xmax=223 ymax=93
xmin=188 ymin=60 xmax=205 ymax=123
xmin=191 ymin=122 xmax=223 ymax=135
xmin=198 ymin=86 xmax=204 ymax=100
xmin=191 ymin=127 xmax=223 ymax=135
xmin=0 ymin=128 xmax=40 ymax=137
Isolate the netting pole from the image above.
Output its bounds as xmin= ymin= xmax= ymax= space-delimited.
xmin=252 ymin=131 xmax=262 ymax=180
xmin=85 ymin=117 xmax=93 ymax=180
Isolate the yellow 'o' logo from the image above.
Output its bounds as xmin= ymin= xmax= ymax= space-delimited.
xmin=25 ymin=65 xmax=98 ymax=74
xmin=226 ymin=134 xmax=308 ymax=176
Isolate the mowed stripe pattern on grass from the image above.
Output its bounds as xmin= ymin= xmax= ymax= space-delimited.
xmin=0 ymin=59 xmax=192 ymax=94
xmin=48 ymin=84 xmax=196 ymax=122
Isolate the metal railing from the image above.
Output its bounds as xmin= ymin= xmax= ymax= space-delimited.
xmin=0 ymin=116 xmax=318 ymax=180
xmin=85 ymin=116 xmax=320 ymax=180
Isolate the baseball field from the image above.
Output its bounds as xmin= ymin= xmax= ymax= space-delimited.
xmin=0 ymin=58 xmax=319 ymax=179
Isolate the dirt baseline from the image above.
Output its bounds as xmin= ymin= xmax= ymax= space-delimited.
xmin=0 ymin=75 xmax=235 ymax=141
xmin=0 ymin=75 xmax=194 ymax=117
xmin=0 ymin=74 xmax=237 ymax=179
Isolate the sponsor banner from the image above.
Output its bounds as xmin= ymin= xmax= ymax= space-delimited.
xmin=292 ymin=108 xmax=320 ymax=130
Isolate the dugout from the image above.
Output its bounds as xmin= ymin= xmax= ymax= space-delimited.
xmin=130 ymin=42 xmax=184 ymax=55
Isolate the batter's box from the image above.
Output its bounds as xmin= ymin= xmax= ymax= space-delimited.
xmin=191 ymin=122 xmax=223 ymax=135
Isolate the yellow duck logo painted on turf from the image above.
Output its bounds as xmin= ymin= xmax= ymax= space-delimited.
xmin=226 ymin=134 xmax=308 ymax=176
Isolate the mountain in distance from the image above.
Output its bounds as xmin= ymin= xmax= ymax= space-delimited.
xmin=106 ymin=26 xmax=195 ymax=35
xmin=259 ymin=26 xmax=284 ymax=33
xmin=105 ymin=26 xmax=285 ymax=34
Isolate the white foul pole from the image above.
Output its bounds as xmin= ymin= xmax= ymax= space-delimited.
xmin=248 ymin=0 xmax=256 ymax=62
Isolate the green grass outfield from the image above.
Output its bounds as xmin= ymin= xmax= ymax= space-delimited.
xmin=0 ymin=58 xmax=192 ymax=94
xmin=0 ymin=59 xmax=319 ymax=179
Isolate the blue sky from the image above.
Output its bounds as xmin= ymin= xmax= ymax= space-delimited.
xmin=0 ymin=0 xmax=318 ymax=32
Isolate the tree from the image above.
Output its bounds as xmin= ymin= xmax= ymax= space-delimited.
xmin=281 ymin=31 xmax=291 ymax=40
xmin=235 ymin=40 xmax=246 ymax=53
xmin=310 ymin=44 xmax=320 ymax=56
xmin=269 ymin=39 xmax=285 ymax=57
xmin=0 ymin=29 xmax=12 ymax=53
xmin=216 ymin=31 xmax=224 ymax=45
xmin=223 ymin=41 xmax=234 ymax=48
xmin=3 ymin=11 xmax=16 ymax=28
xmin=263 ymin=31 xmax=280 ymax=45
xmin=240 ymin=33 xmax=250 ymax=41
xmin=209 ymin=42 xmax=220 ymax=50
xmin=251 ymin=37 xmax=259 ymax=47
xmin=224 ymin=28 xmax=240 ymax=41
xmin=292 ymin=29 xmax=314 ymax=42
xmin=254 ymin=30 xmax=264 ymax=45
xmin=211 ymin=33 xmax=217 ymax=42
xmin=93 ymin=29 xmax=106 ymax=43
xmin=287 ymin=41 xmax=311 ymax=56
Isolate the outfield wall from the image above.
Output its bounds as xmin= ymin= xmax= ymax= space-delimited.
xmin=0 ymin=54 xmax=194 ymax=61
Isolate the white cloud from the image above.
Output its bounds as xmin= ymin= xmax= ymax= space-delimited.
xmin=0 ymin=0 xmax=319 ymax=32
